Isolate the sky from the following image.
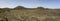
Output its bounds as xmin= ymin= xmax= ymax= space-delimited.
xmin=0 ymin=0 xmax=60 ymax=8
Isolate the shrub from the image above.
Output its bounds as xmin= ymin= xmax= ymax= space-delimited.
xmin=0 ymin=8 xmax=5 ymax=13
xmin=2 ymin=8 xmax=10 ymax=12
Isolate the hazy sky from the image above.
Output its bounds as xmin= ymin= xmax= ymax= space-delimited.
xmin=0 ymin=0 xmax=60 ymax=8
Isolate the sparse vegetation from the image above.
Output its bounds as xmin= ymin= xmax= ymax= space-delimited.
xmin=43 ymin=18 xmax=58 ymax=21
xmin=0 ymin=6 xmax=60 ymax=21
